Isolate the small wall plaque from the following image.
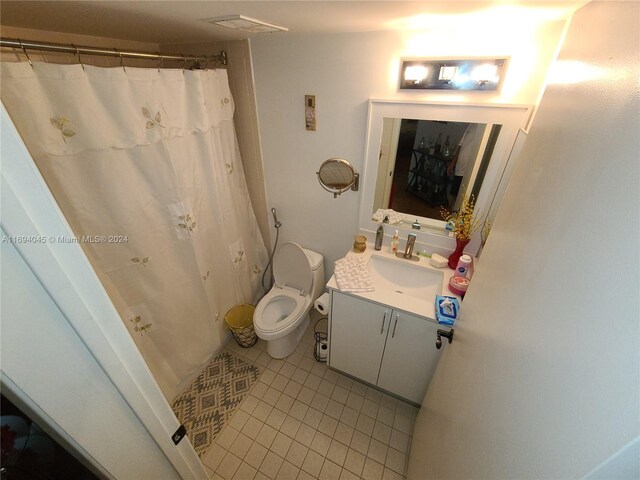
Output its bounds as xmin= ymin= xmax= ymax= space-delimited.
xmin=305 ymin=95 xmax=316 ymax=131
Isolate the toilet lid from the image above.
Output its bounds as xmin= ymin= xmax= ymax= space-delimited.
xmin=273 ymin=242 xmax=312 ymax=294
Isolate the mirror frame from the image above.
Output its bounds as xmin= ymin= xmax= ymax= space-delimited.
xmin=359 ymin=100 xmax=531 ymax=255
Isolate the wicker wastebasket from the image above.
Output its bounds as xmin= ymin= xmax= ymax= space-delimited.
xmin=224 ymin=304 xmax=258 ymax=348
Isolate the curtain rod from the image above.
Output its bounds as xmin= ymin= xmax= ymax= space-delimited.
xmin=0 ymin=37 xmax=228 ymax=66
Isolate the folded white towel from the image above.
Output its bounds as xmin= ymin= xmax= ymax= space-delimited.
xmin=372 ymin=209 xmax=405 ymax=225
xmin=334 ymin=256 xmax=375 ymax=293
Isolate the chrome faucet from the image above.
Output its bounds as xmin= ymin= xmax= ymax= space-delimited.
xmin=403 ymin=233 xmax=417 ymax=259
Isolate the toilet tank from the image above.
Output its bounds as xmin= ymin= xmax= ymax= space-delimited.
xmin=302 ymin=248 xmax=325 ymax=300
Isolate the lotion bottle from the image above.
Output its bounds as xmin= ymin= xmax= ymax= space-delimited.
xmin=455 ymin=254 xmax=472 ymax=278
xmin=390 ymin=230 xmax=399 ymax=254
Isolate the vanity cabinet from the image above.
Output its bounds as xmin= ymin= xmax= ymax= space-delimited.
xmin=329 ymin=292 xmax=390 ymax=385
xmin=329 ymin=291 xmax=448 ymax=404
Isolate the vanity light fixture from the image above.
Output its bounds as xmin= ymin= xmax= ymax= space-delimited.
xmin=400 ymin=58 xmax=507 ymax=91
xmin=203 ymin=15 xmax=288 ymax=33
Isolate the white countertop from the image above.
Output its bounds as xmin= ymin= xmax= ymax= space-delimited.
xmin=326 ymin=243 xmax=461 ymax=323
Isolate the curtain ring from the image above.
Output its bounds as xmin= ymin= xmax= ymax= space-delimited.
xmin=156 ymin=53 xmax=163 ymax=71
xmin=114 ymin=48 xmax=125 ymax=70
xmin=202 ymin=57 xmax=211 ymax=70
xmin=181 ymin=54 xmax=187 ymax=70
xmin=18 ymin=39 xmax=33 ymax=68
xmin=72 ymin=44 xmax=85 ymax=71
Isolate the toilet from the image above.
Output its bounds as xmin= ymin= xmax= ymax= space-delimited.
xmin=254 ymin=242 xmax=324 ymax=359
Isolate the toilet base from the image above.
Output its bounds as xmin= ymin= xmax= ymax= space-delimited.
xmin=265 ymin=314 xmax=310 ymax=359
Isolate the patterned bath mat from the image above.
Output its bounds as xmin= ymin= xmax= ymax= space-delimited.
xmin=172 ymin=350 xmax=261 ymax=457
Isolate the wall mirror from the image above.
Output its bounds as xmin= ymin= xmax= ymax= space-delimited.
xmin=373 ymin=118 xmax=500 ymax=222
xmin=317 ymin=158 xmax=359 ymax=198
xmin=359 ymin=100 xmax=531 ymax=254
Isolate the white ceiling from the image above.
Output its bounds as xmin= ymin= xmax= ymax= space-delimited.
xmin=0 ymin=1 xmax=584 ymax=45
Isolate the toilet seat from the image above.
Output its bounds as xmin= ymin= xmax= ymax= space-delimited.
xmin=272 ymin=242 xmax=313 ymax=294
xmin=254 ymin=242 xmax=314 ymax=341
xmin=253 ymin=286 xmax=311 ymax=340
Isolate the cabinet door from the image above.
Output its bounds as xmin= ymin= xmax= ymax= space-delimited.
xmin=329 ymin=292 xmax=390 ymax=385
xmin=377 ymin=310 xmax=446 ymax=404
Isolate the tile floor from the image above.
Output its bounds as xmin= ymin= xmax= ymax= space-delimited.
xmin=202 ymin=319 xmax=418 ymax=480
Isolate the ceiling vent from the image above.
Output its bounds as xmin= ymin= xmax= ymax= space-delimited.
xmin=203 ymin=15 xmax=288 ymax=34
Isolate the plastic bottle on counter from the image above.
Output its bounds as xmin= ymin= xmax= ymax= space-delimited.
xmin=390 ymin=230 xmax=399 ymax=254
xmin=455 ymin=254 xmax=472 ymax=278
xmin=375 ymin=224 xmax=384 ymax=251
xmin=467 ymin=256 xmax=475 ymax=279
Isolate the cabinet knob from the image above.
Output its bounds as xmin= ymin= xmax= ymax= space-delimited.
xmin=436 ymin=328 xmax=454 ymax=349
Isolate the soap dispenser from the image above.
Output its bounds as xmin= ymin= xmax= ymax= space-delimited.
xmin=375 ymin=224 xmax=384 ymax=251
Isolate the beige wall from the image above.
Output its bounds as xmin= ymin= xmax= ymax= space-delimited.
xmin=161 ymin=39 xmax=271 ymax=248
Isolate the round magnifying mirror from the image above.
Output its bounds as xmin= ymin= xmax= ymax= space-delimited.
xmin=316 ymin=158 xmax=359 ymax=198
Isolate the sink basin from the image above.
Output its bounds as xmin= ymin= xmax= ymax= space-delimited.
xmin=368 ymin=254 xmax=443 ymax=302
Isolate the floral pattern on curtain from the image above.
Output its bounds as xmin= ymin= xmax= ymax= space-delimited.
xmin=1 ymin=62 xmax=268 ymax=400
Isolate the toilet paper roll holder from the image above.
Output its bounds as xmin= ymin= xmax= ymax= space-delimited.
xmin=313 ymin=317 xmax=328 ymax=363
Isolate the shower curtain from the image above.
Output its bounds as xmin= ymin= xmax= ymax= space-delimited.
xmin=1 ymin=62 xmax=268 ymax=400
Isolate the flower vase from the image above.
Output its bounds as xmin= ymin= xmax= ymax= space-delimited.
xmin=448 ymin=238 xmax=470 ymax=269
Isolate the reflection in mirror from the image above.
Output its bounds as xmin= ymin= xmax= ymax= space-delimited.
xmin=317 ymin=157 xmax=359 ymax=198
xmin=372 ymin=118 xmax=499 ymax=222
